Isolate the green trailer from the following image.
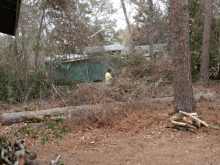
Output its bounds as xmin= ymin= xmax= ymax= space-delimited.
xmin=44 ymin=54 xmax=109 ymax=83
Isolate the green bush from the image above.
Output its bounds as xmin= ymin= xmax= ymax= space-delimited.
xmin=21 ymin=114 xmax=69 ymax=145
xmin=0 ymin=67 xmax=51 ymax=104
xmin=0 ymin=66 xmax=8 ymax=102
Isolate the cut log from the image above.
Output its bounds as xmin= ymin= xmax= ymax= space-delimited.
xmin=186 ymin=116 xmax=201 ymax=127
xmin=171 ymin=120 xmax=197 ymax=131
xmin=179 ymin=110 xmax=209 ymax=127
xmin=0 ymin=105 xmax=89 ymax=125
xmin=182 ymin=117 xmax=193 ymax=125
xmin=189 ymin=113 xmax=199 ymax=118
xmin=170 ymin=115 xmax=183 ymax=121
xmin=190 ymin=112 xmax=197 ymax=116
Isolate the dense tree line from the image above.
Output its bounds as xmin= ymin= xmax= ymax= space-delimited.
xmin=0 ymin=0 xmax=116 ymax=103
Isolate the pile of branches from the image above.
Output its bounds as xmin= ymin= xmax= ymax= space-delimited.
xmin=170 ymin=111 xmax=217 ymax=133
xmin=0 ymin=139 xmax=60 ymax=165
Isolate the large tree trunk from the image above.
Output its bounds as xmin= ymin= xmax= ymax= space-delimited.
xmin=200 ymin=0 xmax=214 ymax=86
xmin=121 ymin=0 xmax=134 ymax=51
xmin=149 ymin=0 xmax=154 ymax=63
xmin=170 ymin=0 xmax=195 ymax=113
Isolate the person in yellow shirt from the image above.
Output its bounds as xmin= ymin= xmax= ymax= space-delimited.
xmin=105 ymin=69 xmax=113 ymax=85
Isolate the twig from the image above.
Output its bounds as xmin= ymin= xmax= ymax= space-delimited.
xmin=136 ymin=65 xmax=149 ymax=79
xmin=104 ymin=98 xmax=124 ymax=105
xmin=86 ymin=125 xmax=93 ymax=129
xmin=24 ymin=86 xmax=33 ymax=103
xmin=43 ymin=80 xmax=68 ymax=107
xmin=50 ymin=155 xmax=61 ymax=165
xmin=94 ymin=115 xmax=102 ymax=122
xmin=171 ymin=120 xmax=197 ymax=131
xmin=51 ymin=84 xmax=68 ymax=107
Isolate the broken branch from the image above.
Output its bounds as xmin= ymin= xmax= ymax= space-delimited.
xmin=51 ymin=84 xmax=68 ymax=107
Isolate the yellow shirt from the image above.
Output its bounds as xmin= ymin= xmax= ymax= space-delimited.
xmin=105 ymin=72 xmax=112 ymax=84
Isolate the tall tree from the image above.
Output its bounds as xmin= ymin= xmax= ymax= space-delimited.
xmin=170 ymin=0 xmax=195 ymax=113
xmin=200 ymin=0 xmax=214 ymax=85
xmin=35 ymin=0 xmax=46 ymax=72
xmin=132 ymin=0 xmax=168 ymax=46
xmin=149 ymin=0 xmax=154 ymax=63
xmin=121 ymin=0 xmax=134 ymax=51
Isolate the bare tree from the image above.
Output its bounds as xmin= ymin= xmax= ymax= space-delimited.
xmin=149 ymin=0 xmax=154 ymax=63
xmin=200 ymin=0 xmax=214 ymax=86
xmin=35 ymin=0 xmax=47 ymax=72
xmin=121 ymin=0 xmax=134 ymax=51
xmin=170 ymin=0 xmax=195 ymax=113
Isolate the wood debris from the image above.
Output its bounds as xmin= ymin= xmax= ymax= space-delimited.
xmin=170 ymin=111 xmax=211 ymax=132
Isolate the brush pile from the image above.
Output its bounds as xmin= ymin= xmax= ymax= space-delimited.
xmin=170 ymin=110 xmax=217 ymax=133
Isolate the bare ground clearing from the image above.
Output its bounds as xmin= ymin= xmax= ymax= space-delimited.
xmin=0 ymin=75 xmax=220 ymax=165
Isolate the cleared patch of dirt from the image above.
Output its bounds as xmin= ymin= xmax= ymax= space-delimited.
xmin=1 ymin=89 xmax=220 ymax=165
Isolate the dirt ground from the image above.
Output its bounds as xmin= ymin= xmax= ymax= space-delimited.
xmin=1 ymin=78 xmax=220 ymax=164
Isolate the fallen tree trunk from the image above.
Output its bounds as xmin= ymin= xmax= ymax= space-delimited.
xmin=0 ymin=102 xmax=124 ymax=125
xmin=0 ymin=105 xmax=89 ymax=125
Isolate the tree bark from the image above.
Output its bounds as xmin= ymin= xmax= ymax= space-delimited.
xmin=200 ymin=0 xmax=214 ymax=86
xmin=149 ymin=0 xmax=154 ymax=63
xmin=170 ymin=0 xmax=195 ymax=113
xmin=121 ymin=0 xmax=134 ymax=51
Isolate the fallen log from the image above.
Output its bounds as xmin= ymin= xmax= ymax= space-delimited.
xmin=0 ymin=105 xmax=89 ymax=125
xmin=179 ymin=110 xmax=209 ymax=127
xmin=170 ymin=115 xmax=183 ymax=121
xmin=0 ymin=102 xmax=123 ymax=125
